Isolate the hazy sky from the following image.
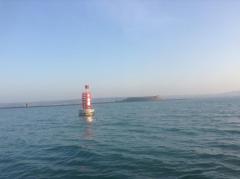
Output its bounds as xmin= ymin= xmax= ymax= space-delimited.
xmin=0 ymin=0 xmax=240 ymax=103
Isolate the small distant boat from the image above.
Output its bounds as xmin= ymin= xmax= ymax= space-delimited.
xmin=79 ymin=85 xmax=95 ymax=117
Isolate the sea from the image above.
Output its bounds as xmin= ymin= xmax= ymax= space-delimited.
xmin=0 ymin=97 xmax=240 ymax=179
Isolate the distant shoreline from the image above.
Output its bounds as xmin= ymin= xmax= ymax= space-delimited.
xmin=2 ymin=95 xmax=239 ymax=110
xmin=0 ymin=101 xmax=119 ymax=110
xmin=0 ymin=98 xmax=190 ymax=110
xmin=0 ymin=96 xmax=160 ymax=109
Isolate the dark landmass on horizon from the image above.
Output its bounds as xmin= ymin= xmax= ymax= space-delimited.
xmin=0 ymin=90 xmax=240 ymax=109
xmin=118 ymin=95 xmax=161 ymax=102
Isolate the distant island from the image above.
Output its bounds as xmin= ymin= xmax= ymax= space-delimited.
xmin=119 ymin=96 xmax=161 ymax=102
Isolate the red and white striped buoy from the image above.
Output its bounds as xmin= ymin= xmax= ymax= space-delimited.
xmin=80 ymin=85 xmax=95 ymax=116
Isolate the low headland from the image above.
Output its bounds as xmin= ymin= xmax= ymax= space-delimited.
xmin=118 ymin=95 xmax=161 ymax=102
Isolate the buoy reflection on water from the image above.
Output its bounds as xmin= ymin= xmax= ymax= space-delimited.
xmin=85 ymin=115 xmax=94 ymax=124
xmin=81 ymin=116 xmax=95 ymax=140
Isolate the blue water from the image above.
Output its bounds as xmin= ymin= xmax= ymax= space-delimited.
xmin=1 ymin=98 xmax=240 ymax=179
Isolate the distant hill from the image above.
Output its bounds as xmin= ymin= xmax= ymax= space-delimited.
xmin=190 ymin=90 xmax=240 ymax=98
xmin=219 ymin=91 xmax=240 ymax=97
xmin=167 ymin=90 xmax=240 ymax=99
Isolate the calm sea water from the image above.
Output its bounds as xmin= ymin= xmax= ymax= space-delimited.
xmin=1 ymin=97 xmax=240 ymax=179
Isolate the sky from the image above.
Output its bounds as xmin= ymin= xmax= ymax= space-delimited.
xmin=0 ymin=0 xmax=240 ymax=103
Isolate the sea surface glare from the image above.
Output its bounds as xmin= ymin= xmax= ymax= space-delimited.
xmin=0 ymin=98 xmax=240 ymax=179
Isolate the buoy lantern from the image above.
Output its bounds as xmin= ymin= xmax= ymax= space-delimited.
xmin=79 ymin=85 xmax=95 ymax=116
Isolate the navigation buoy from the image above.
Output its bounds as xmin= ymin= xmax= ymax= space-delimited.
xmin=79 ymin=85 xmax=95 ymax=116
